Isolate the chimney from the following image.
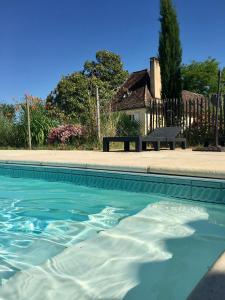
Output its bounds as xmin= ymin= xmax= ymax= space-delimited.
xmin=150 ymin=57 xmax=162 ymax=99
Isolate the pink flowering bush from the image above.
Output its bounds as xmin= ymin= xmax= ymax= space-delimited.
xmin=48 ymin=124 xmax=86 ymax=145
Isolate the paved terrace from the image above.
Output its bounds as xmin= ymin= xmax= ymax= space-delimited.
xmin=0 ymin=149 xmax=225 ymax=179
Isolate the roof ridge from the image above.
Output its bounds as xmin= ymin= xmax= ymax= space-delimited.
xmin=132 ymin=69 xmax=148 ymax=74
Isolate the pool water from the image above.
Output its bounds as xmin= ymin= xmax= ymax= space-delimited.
xmin=0 ymin=174 xmax=225 ymax=300
xmin=0 ymin=175 xmax=154 ymax=284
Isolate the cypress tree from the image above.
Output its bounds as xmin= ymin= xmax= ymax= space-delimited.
xmin=158 ymin=0 xmax=182 ymax=99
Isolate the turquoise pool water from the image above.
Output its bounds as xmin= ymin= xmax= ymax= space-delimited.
xmin=0 ymin=172 xmax=225 ymax=300
xmin=0 ymin=175 xmax=153 ymax=284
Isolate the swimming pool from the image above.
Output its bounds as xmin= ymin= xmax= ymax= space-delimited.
xmin=0 ymin=164 xmax=225 ymax=300
xmin=0 ymin=174 xmax=153 ymax=284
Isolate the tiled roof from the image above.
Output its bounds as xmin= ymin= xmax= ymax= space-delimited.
xmin=111 ymin=69 xmax=154 ymax=111
xmin=181 ymin=90 xmax=205 ymax=101
xmin=111 ymin=71 xmax=205 ymax=111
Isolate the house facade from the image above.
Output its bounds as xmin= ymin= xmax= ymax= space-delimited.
xmin=111 ymin=57 xmax=203 ymax=134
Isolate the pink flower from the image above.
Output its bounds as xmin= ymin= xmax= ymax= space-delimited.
xmin=48 ymin=124 xmax=86 ymax=144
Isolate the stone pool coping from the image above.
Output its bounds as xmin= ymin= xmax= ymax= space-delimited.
xmin=0 ymin=149 xmax=225 ymax=179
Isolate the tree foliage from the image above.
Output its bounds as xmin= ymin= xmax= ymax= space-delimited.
xmin=46 ymin=73 xmax=89 ymax=124
xmin=158 ymin=0 xmax=182 ymax=98
xmin=46 ymin=50 xmax=128 ymax=125
xmin=83 ymin=50 xmax=128 ymax=92
xmin=0 ymin=113 xmax=17 ymax=147
xmin=182 ymin=58 xmax=225 ymax=95
xmin=0 ymin=104 xmax=16 ymax=121
xmin=16 ymin=96 xmax=59 ymax=146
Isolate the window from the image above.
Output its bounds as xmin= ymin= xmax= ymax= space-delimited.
xmin=128 ymin=113 xmax=140 ymax=122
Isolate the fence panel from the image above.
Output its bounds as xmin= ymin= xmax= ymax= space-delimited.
xmin=146 ymin=95 xmax=225 ymax=144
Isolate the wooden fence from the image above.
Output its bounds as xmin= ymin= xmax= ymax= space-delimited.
xmin=146 ymin=95 xmax=225 ymax=143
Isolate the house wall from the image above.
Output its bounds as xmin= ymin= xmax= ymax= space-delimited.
xmin=124 ymin=108 xmax=166 ymax=135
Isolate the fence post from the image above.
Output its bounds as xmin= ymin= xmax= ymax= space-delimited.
xmin=185 ymin=100 xmax=188 ymax=131
xmin=26 ymin=96 xmax=32 ymax=150
xmin=220 ymin=95 xmax=223 ymax=133
xmin=204 ymin=97 xmax=207 ymax=134
xmin=96 ymin=86 xmax=101 ymax=143
xmin=215 ymin=70 xmax=222 ymax=147
xmin=223 ymin=95 xmax=225 ymax=136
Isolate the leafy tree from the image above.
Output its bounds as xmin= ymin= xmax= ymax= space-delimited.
xmin=83 ymin=50 xmax=128 ymax=94
xmin=17 ymin=96 xmax=59 ymax=147
xmin=0 ymin=103 xmax=16 ymax=121
xmin=46 ymin=50 xmax=128 ymax=138
xmin=46 ymin=73 xmax=89 ymax=123
xmin=158 ymin=0 xmax=182 ymax=98
xmin=182 ymin=58 xmax=225 ymax=95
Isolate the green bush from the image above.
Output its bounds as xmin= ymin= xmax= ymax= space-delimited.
xmin=183 ymin=122 xmax=211 ymax=146
xmin=182 ymin=110 xmax=224 ymax=146
xmin=116 ymin=113 xmax=140 ymax=136
xmin=0 ymin=113 xmax=17 ymax=147
xmin=16 ymin=98 xmax=59 ymax=147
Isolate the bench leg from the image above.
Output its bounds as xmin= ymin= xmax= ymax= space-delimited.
xmin=153 ymin=141 xmax=160 ymax=151
xmin=219 ymin=139 xmax=225 ymax=147
xmin=181 ymin=141 xmax=186 ymax=149
xmin=124 ymin=141 xmax=130 ymax=152
xmin=135 ymin=140 xmax=142 ymax=152
xmin=169 ymin=141 xmax=175 ymax=150
xmin=103 ymin=140 xmax=109 ymax=152
xmin=204 ymin=140 xmax=210 ymax=147
xmin=142 ymin=142 xmax=147 ymax=151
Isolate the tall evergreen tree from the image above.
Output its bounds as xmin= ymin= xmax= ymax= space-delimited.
xmin=158 ymin=0 xmax=182 ymax=98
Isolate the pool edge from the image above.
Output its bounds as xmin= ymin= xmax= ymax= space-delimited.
xmin=0 ymin=161 xmax=225 ymax=205
xmin=1 ymin=159 xmax=225 ymax=180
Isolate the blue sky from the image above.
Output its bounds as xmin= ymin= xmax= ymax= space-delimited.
xmin=1 ymin=0 xmax=225 ymax=103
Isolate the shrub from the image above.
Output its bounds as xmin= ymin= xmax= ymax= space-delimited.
xmin=182 ymin=110 xmax=224 ymax=146
xmin=183 ymin=121 xmax=212 ymax=146
xmin=16 ymin=96 xmax=59 ymax=147
xmin=116 ymin=113 xmax=140 ymax=136
xmin=48 ymin=124 xmax=86 ymax=145
xmin=0 ymin=113 xmax=17 ymax=147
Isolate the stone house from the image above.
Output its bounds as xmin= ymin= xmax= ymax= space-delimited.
xmin=111 ymin=57 xmax=204 ymax=134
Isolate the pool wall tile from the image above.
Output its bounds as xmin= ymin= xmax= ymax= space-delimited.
xmin=166 ymin=184 xmax=192 ymax=199
xmin=191 ymin=179 xmax=222 ymax=189
xmin=165 ymin=177 xmax=192 ymax=186
xmin=0 ymin=163 xmax=225 ymax=205
xmin=191 ymin=186 xmax=222 ymax=203
xmin=220 ymin=190 xmax=225 ymax=203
